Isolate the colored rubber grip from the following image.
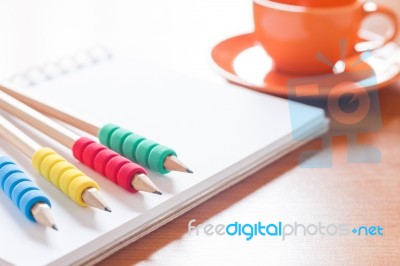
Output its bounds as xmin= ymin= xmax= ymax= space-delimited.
xmin=0 ymin=156 xmax=51 ymax=222
xmin=72 ymin=137 xmax=147 ymax=192
xmin=98 ymin=124 xmax=177 ymax=174
xmin=32 ymin=147 xmax=99 ymax=206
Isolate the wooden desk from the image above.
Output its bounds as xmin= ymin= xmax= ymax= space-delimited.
xmin=98 ymin=82 xmax=400 ymax=265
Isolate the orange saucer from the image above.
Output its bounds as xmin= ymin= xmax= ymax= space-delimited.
xmin=211 ymin=32 xmax=400 ymax=99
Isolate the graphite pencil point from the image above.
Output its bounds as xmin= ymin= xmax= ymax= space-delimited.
xmin=186 ymin=168 xmax=194 ymax=174
xmin=52 ymin=224 xmax=59 ymax=231
xmin=31 ymin=202 xmax=57 ymax=230
xmin=153 ymin=191 xmax=162 ymax=195
xmin=82 ymin=187 xmax=111 ymax=212
xmin=104 ymin=206 xmax=112 ymax=213
xmin=163 ymin=155 xmax=192 ymax=174
xmin=131 ymin=173 xmax=161 ymax=194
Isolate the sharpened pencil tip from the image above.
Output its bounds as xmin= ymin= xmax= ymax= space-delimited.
xmin=186 ymin=168 xmax=193 ymax=174
xmin=164 ymin=155 xmax=192 ymax=174
xmin=31 ymin=202 xmax=57 ymax=230
xmin=131 ymin=173 xmax=161 ymax=195
xmin=82 ymin=187 xmax=111 ymax=212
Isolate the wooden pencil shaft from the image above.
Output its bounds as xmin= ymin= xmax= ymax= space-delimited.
xmin=0 ymin=115 xmax=40 ymax=158
xmin=0 ymin=84 xmax=100 ymax=136
xmin=0 ymin=90 xmax=78 ymax=148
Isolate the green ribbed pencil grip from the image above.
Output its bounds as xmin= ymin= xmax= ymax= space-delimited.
xmin=98 ymin=124 xmax=176 ymax=174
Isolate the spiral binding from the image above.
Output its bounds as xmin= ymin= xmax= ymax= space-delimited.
xmin=8 ymin=47 xmax=112 ymax=88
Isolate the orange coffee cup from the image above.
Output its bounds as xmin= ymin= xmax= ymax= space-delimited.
xmin=253 ymin=0 xmax=398 ymax=74
xmin=275 ymin=0 xmax=357 ymax=8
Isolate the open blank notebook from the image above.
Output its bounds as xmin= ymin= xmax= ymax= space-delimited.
xmin=0 ymin=56 xmax=328 ymax=265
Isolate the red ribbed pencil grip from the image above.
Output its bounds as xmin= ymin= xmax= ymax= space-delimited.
xmin=72 ymin=137 xmax=147 ymax=192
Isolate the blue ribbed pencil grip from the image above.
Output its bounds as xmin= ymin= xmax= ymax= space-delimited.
xmin=0 ymin=156 xmax=51 ymax=222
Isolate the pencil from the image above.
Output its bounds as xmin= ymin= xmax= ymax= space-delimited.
xmin=0 ymin=90 xmax=162 ymax=195
xmin=0 ymin=83 xmax=192 ymax=174
xmin=0 ymin=114 xmax=111 ymax=211
xmin=0 ymin=155 xmax=58 ymax=230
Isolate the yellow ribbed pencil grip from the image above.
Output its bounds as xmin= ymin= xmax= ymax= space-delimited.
xmin=32 ymin=147 xmax=99 ymax=206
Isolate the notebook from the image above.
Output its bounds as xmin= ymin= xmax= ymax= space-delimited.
xmin=0 ymin=54 xmax=329 ymax=265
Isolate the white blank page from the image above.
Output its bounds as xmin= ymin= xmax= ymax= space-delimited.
xmin=0 ymin=57 xmax=326 ymax=265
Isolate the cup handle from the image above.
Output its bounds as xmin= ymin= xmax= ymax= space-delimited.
xmin=355 ymin=1 xmax=398 ymax=52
